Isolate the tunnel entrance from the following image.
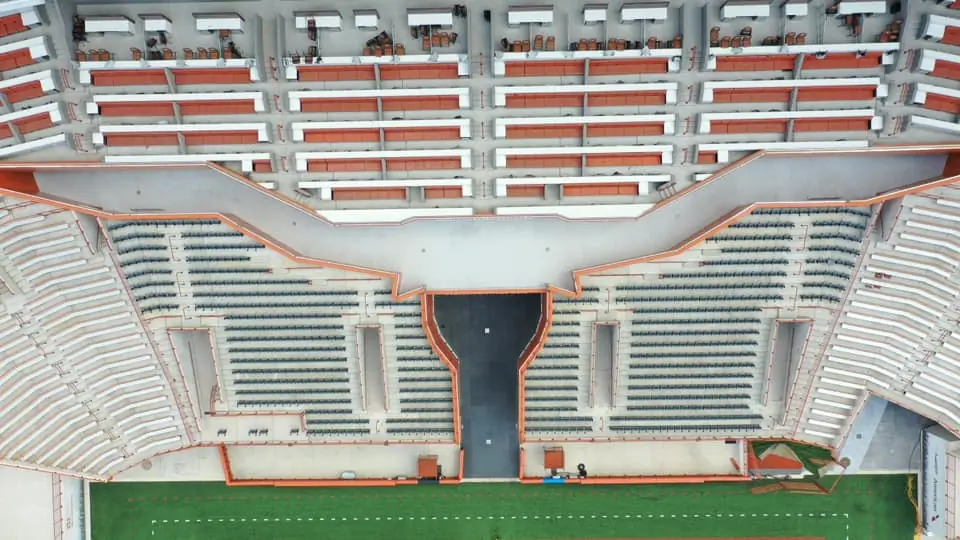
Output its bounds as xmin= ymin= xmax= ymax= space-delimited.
xmin=433 ymin=293 xmax=543 ymax=479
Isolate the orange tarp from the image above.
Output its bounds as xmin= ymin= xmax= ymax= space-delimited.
xmin=757 ymin=453 xmax=804 ymax=471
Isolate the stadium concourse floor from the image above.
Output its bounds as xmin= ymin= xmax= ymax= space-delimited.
xmin=91 ymin=475 xmax=916 ymax=540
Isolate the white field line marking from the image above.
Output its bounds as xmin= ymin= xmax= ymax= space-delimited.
xmin=154 ymin=512 xmax=850 ymax=524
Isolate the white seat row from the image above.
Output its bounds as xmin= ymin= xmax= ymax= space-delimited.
xmin=0 ymin=204 xmax=186 ymax=477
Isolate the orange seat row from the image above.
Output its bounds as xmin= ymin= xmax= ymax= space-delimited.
xmin=505 ymin=91 xmax=666 ymax=109
xmin=923 ymin=94 xmax=960 ymax=114
xmin=564 ymin=182 xmax=640 ymax=197
xmin=424 ymin=186 xmax=463 ymax=199
xmin=0 ymin=14 xmax=29 ymax=38
xmin=504 ymin=60 xmax=584 ymax=77
xmin=715 ymin=55 xmax=797 ymax=72
xmin=588 ymin=91 xmax=667 ymax=106
xmin=182 ymin=132 xmax=260 ymax=145
xmin=793 ymin=118 xmax=871 ymax=132
xmin=505 ymin=125 xmax=582 ymax=139
xmin=380 ymin=64 xmax=459 ymax=80
xmin=505 ymin=93 xmax=584 ymax=108
xmin=384 ymin=127 xmax=460 ymax=141
xmin=506 ymin=123 xmax=665 ymax=139
xmin=105 ymin=133 xmax=180 ymax=146
xmin=0 ymin=114 xmax=55 ymax=139
xmin=298 ymin=65 xmax=376 ymax=82
xmin=506 ymin=153 xmax=662 ymax=168
xmin=98 ymin=101 xmax=257 ymax=117
xmin=332 ymin=185 xmax=471 ymax=200
xmin=382 ymin=96 xmax=460 ymax=111
xmin=716 ymin=53 xmax=883 ymax=72
xmin=307 ymin=157 xmax=463 ymax=173
xmin=304 ymin=129 xmax=380 ymax=143
xmin=303 ymin=127 xmax=461 ymax=143
xmin=12 ymin=112 xmax=54 ymax=135
xmin=301 ymin=98 xmax=379 ymax=113
xmin=104 ymin=132 xmax=270 ymax=148
xmin=932 ymin=60 xmax=960 ymax=81
xmin=387 ymin=157 xmax=462 ymax=171
xmin=585 ymin=153 xmax=661 ymax=167
xmin=2 ymin=81 xmax=44 ymax=104
xmin=0 ymin=49 xmax=34 ymax=72
xmin=505 ymin=185 xmax=546 ymax=198
xmin=698 ymin=151 xmax=719 ymax=164
xmin=802 ymin=52 xmax=883 ymax=70
xmin=92 ymin=70 xmax=168 ymax=86
xmin=587 ymin=58 xmax=669 ymax=76
xmin=711 ymin=86 xmax=877 ymax=103
xmin=332 ymin=187 xmax=407 ymax=201
xmin=587 ymin=123 xmax=664 ymax=137
xmin=710 ymin=117 xmax=870 ymax=134
xmin=943 ymin=27 xmax=960 ymax=46
xmin=173 ymin=68 xmax=251 ymax=85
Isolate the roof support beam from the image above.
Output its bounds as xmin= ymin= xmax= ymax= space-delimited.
xmin=786 ymin=54 xmax=805 ymax=142
xmin=164 ymin=67 xmax=177 ymax=94
xmin=7 ymin=123 xmax=24 ymax=144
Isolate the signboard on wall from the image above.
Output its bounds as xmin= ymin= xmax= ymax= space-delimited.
xmin=922 ymin=426 xmax=953 ymax=539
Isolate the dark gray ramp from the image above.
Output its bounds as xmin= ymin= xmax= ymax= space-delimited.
xmin=434 ymin=294 xmax=542 ymax=479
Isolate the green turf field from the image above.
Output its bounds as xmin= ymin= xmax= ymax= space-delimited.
xmin=91 ymin=475 xmax=916 ymax=540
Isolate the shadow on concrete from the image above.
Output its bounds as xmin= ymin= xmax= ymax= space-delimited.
xmin=434 ymin=293 xmax=543 ymax=479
